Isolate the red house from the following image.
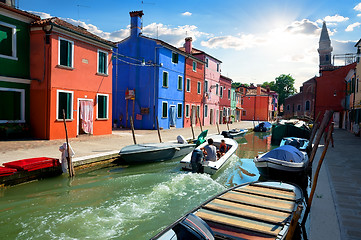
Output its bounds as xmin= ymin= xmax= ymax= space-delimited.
xmin=240 ymin=84 xmax=278 ymax=121
xmin=179 ymin=37 xmax=205 ymax=127
xmin=315 ymin=62 xmax=356 ymax=127
xmin=29 ymin=18 xmax=115 ymax=139
xmin=219 ymin=75 xmax=232 ymax=123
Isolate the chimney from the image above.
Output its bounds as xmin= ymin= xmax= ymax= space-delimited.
xmin=129 ymin=11 xmax=144 ymax=37
xmin=257 ymin=84 xmax=261 ymax=95
xmin=185 ymin=37 xmax=192 ymax=54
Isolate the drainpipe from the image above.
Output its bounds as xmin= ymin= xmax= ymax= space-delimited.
xmin=154 ymin=46 xmax=162 ymax=129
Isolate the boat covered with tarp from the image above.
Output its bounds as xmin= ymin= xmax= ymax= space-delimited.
xmin=254 ymin=122 xmax=272 ymax=132
xmin=221 ymin=128 xmax=248 ymax=139
xmin=254 ymin=145 xmax=309 ymax=178
xmin=271 ymin=120 xmax=310 ymax=145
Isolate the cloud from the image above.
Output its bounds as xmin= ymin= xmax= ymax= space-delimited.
xmin=354 ymin=3 xmax=361 ymax=11
xmin=28 ymin=10 xmax=52 ymax=19
xmin=285 ymin=19 xmax=320 ymax=35
xmin=200 ymin=34 xmax=265 ymax=50
xmin=182 ymin=12 xmax=192 ymax=16
xmin=358 ymin=13 xmax=361 ymax=17
xmin=345 ymin=22 xmax=361 ymax=32
xmin=324 ymin=14 xmax=349 ymax=22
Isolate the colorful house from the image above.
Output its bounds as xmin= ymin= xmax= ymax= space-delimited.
xmin=219 ymin=75 xmax=232 ymax=123
xmin=230 ymin=87 xmax=236 ymax=121
xmin=235 ymin=87 xmax=243 ymax=121
xmin=179 ymin=37 xmax=205 ymax=128
xmin=351 ymin=40 xmax=361 ymax=134
xmin=30 ymin=17 xmax=115 ymax=139
xmin=0 ymin=3 xmax=40 ymax=130
xmin=191 ymin=49 xmax=222 ymax=125
xmin=240 ymin=84 xmax=278 ymax=122
xmin=113 ymin=11 xmax=185 ymax=130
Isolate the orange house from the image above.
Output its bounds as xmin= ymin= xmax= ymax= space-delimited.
xmin=240 ymin=84 xmax=277 ymax=121
xmin=29 ymin=18 xmax=115 ymax=139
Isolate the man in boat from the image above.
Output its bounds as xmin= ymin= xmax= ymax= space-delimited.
xmin=201 ymin=138 xmax=217 ymax=162
xmin=217 ymin=139 xmax=227 ymax=158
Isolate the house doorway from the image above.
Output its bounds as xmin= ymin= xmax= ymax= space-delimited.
xmin=191 ymin=105 xmax=197 ymax=125
xmin=78 ymin=99 xmax=93 ymax=135
xmin=169 ymin=105 xmax=176 ymax=127
xmin=210 ymin=109 xmax=214 ymax=125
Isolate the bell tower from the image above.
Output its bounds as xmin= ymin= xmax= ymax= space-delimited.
xmin=318 ymin=21 xmax=333 ymax=70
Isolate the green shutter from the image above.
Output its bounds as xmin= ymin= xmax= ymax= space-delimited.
xmin=162 ymin=102 xmax=167 ymax=118
xmin=0 ymin=25 xmax=13 ymax=56
xmin=98 ymin=95 xmax=107 ymax=118
xmin=178 ymin=104 xmax=182 ymax=118
xmin=0 ymin=90 xmax=21 ymax=120
xmin=58 ymin=92 xmax=72 ymax=119
xmin=163 ymin=72 xmax=168 ymax=87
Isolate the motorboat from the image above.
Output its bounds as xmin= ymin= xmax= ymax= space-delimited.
xmin=271 ymin=120 xmax=310 ymax=145
xmin=221 ymin=128 xmax=248 ymax=139
xmin=254 ymin=145 xmax=309 ymax=178
xmin=180 ymin=135 xmax=238 ymax=175
xmin=151 ymin=181 xmax=304 ymax=240
xmin=280 ymin=137 xmax=309 ymax=151
xmin=253 ymin=122 xmax=272 ymax=132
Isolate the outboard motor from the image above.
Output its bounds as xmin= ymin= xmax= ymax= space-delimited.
xmin=221 ymin=130 xmax=231 ymax=138
xmin=190 ymin=149 xmax=204 ymax=173
xmin=173 ymin=213 xmax=214 ymax=240
xmin=177 ymin=135 xmax=187 ymax=144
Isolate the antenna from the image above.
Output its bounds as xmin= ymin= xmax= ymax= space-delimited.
xmin=77 ymin=4 xmax=90 ymax=20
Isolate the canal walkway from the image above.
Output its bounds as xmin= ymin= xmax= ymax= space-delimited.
xmin=0 ymin=121 xmax=255 ymax=165
xmin=310 ymin=128 xmax=361 ymax=240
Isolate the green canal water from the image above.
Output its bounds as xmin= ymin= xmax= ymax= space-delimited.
xmin=0 ymin=132 xmax=274 ymax=240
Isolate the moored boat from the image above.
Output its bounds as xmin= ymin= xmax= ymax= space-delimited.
xmin=151 ymin=181 xmax=304 ymax=240
xmin=254 ymin=145 xmax=309 ymax=178
xmin=180 ymin=136 xmax=238 ymax=175
xmin=221 ymin=128 xmax=248 ymax=139
xmin=271 ymin=120 xmax=310 ymax=145
xmin=280 ymin=137 xmax=309 ymax=151
xmin=253 ymin=122 xmax=272 ymax=132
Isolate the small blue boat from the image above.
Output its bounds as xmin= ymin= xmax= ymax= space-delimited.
xmin=253 ymin=122 xmax=272 ymax=132
xmin=280 ymin=137 xmax=309 ymax=151
xmin=221 ymin=128 xmax=248 ymax=139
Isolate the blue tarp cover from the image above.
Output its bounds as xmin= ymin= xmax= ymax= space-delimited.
xmin=261 ymin=145 xmax=304 ymax=163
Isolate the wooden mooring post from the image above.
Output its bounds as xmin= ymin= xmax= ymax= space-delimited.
xmin=190 ymin=114 xmax=195 ymax=140
xmin=302 ymin=123 xmax=334 ymax=226
xmin=198 ymin=115 xmax=203 ymax=132
xmin=130 ymin=116 xmax=137 ymax=144
xmin=63 ymin=109 xmax=75 ymax=177
xmin=216 ymin=122 xmax=220 ymax=134
xmin=156 ymin=116 xmax=162 ymax=143
xmin=226 ymin=121 xmax=230 ymax=130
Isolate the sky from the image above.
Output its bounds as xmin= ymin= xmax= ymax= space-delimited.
xmin=18 ymin=0 xmax=361 ymax=90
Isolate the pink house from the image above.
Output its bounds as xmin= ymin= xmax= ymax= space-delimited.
xmin=192 ymin=49 xmax=222 ymax=126
xmin=219 ymin=75 xmax=232 ymax=123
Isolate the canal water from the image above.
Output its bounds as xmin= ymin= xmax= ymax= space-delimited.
xmin=0 ymin=132 xmax=274 ymax=240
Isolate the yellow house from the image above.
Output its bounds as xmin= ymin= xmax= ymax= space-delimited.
xmin=353 ymin=39 xmax=361 ymax=134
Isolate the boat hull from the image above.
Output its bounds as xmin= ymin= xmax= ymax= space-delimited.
xmin=120 ymin=144 xmax=195 ymax=163
xmin=152 ymin=181 xmax=304 ymax=240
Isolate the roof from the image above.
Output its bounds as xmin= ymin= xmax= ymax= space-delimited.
xmin=0 ymin=3 xmax=40 ymax=20
xmin=177 ymin=46 xmax=206 ymax=63
xmin=220 ymin=75 xmax=233 ymax=83
xmin=319 ymin=21 xmax=331 ymax=43
xmin=244 ymin=86 xmax=277 ymax=96
xmin=191 ymin=47 xmax=222 ymax=63
xmin=31 ymin=17 xmax=115 ymax=47
xmin=355 ymin=38 xmax=361 ymax=47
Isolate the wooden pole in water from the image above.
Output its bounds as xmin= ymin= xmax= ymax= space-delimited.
xmin=307 ymin=111 xmax=321 ymax=152
xmin=285 ymin=205 xmax=303 ymax=240
xmin=63 ymin=109 xmax=74 ymax=177
xmin=308 ymin=110 xmax=333 ymax=165
xmin=216 ymin=122 xmax=220 ymax=134
xmin=130 ymin=116 xmax=137 ymax=144
xmin=198 ymin=115 xmax=203 ymax=132
xmin=156 ymin=116 xmax=162 ymax=143
xmin=226 ymin=121 xmax=230 ymax=130
xmin=302 ymin=123 xmax=334 ymax=226
xmin=190 ymin=114 xmax=195 ymax=140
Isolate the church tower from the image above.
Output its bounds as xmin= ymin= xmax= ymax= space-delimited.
xmin=318 ymin=21 xmax=333 ymax=70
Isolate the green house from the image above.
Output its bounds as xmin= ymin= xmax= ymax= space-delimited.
xmin=0 ymin=3 xmax=39 ymax=127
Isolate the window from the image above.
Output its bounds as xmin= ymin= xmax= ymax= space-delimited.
xmin=97 ymin=94 xmax=108 ymax=119
xmin=220 ymin=86 xmax=223 ymax=98
xmin=98 ymin=50 xmax=108 ymax=74
xmin=177 ymin=76 xmax=183 ymax=90
xmin=228 ymin=89 xmax=231 ymax=100
xmin=297 ymin=105 xmax=301 ymax=111
xmin=177 ymin=103 xmax=182 ymax=118
xmin=186 ymin=78 xmax=191 ymax=92
xmin=197 ymin=106 xmax=200 ymax=119
xmin=192 ymin=61 xmax=197 ymax=71
xmin=0 ymin=88 xmax=24 ymax=123
xmin=216 ymin=84 xmax=219 ymax=95
xmin=205 ymin=58 xmax=209 ymax=68
xmin=185 ymin=104 xmax=190 ymax=117
xmin=217 ymin=63 xmax=220 ymax=72
xmin=162 ymin=102 xmax=168 ymax=118
xmin=57 ymin=90 xmax=73 ymax=120
xmin=204 ymin=80 xmax=208 ymax=93
xmin=241 ymin=98 xmax=243 ymax=105
xmin=0 ymin=22 xmax=16 ymax=59
xmin=162 ymin=71 xmax=168 ymax=87
xmin=59 ymin=38 xmax=74 ymax=67
xmin=204 ymin=105 xmax=208 ymax=117
xmin=172 ymin=52 xmax=179 ymax=64
xmin=305 ymin=101 xmax=310 ymax=111
xmin=197 ymin=82 xmax=201 ymax=94
xmin=242 ymin=110 xmax=246 ymax=116
xmin=286 ymin=105 xmax=290 ymax=111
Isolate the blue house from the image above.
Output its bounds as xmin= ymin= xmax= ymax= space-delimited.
xmin=113 ymin=11 xmax=185 ymax=130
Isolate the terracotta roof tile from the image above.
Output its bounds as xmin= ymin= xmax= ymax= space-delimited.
xmin=0 ymin=3 xmax=40 ymax=20
xmin=31 ymin=17 xmax=115 ymax=47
